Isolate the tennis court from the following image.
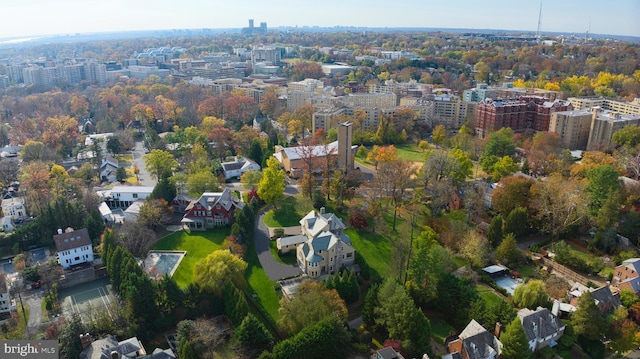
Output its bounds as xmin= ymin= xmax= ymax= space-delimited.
xmin=59 ymin=278 xmax=117 ymax=324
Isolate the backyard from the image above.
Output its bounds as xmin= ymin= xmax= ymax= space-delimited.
xmin=152 ymin=229 xmax=230 ymax=287
xmin=344 ymin=227 xmax=395 ymax=280
xmin=263 ymin=196 xmax=314 ymax=228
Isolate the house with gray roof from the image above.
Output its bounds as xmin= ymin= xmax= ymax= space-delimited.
xmin=444 ymin=319 xmax=501 ymax=359
xmin=517 ymin=307 xmax=565 ymax=352
xmin=220 ymin=156 xmax=260 ymax=180
xmin=272 ymin=207 xmax=355 ymax=278
xmin=569 ymin=283 xmax=621 ymax=314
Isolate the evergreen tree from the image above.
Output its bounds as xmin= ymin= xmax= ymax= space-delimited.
xmin=572 ymin=291 xmax=605 ymax=341
xmin=487 ymin=214 xmax=504 ymax=247
xmin=150 ymin=175 xmax=177 ymax=204
xmin=495 ymin=233 xmax=521 ymax=266
xmin=503 ymin=207 xmax=528 ymax=239
xmin=500 ymin=317 xmax=532 ymax=359
xmin=224 ymin=283 xmax=248 ymax=326
xmin=362 ymin=283 xmax=380 ymax=329
xmin=58 ymin=312 xmax=86 ymax=359
xmin=234 ymin=313 xmax=274 ymax=357
xmin=248 ymin=140 xmax=264 ymax=165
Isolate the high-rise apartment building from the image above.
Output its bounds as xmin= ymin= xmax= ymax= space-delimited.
xmin=568 ymin=96 xmax=640 ymax=115
xmin=587 ymin=108 xmax=640 ymax=150
xmin=549 ymin=110 xmax=593 ymax=150
xmin=475 ymin=98 xmax=528 ymax=138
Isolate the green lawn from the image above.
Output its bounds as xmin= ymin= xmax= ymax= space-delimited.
xmin=269 ymin=240 xmax=297 ymax=265
xmin=153 ymin=229 xmax=230 ymax=287
xmin=396 ymin=143 xmax=427 ymax=163
xmin=245 ymin=240 xmax=281 ymax=322
xmin=264 ymin=196 xmax=313 ymax=227
xmin=345 ymin=228 xmax=394 ymax=280
xmin=475 ymin=284 xmax=504 ymax=307
xmin=430 ymin=316 xmax=455 ymax=344
xmin=516 ymin=265 xmax=538 ymax=279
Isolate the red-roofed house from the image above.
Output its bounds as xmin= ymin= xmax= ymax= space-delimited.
xmin=181 ymin=188 xmax=244 ymax=230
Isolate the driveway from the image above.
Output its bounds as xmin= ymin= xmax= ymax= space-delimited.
xmin=24 ymin=289 xmax=44 ymax=338
xmin=131 ymin=141 xmax=156 ymax=187
xmin=254 ymin=209 xmax=301 ymax=281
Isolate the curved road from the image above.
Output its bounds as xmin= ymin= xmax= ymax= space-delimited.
xmin=254 ymin=208 xmax=302 ymax=281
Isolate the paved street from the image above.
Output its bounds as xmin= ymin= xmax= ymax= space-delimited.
xmin=254 ymin=209 xmax=301 ymax=281
xmin=131 ymin=141 xmax=156 ymax=187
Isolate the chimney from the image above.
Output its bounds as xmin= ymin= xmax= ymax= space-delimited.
xmin=494 ymin=322 xmax=502 ymax=339
xmin=65 ymin=227 xmax=74 ymax=233
xmin=110 ymin=351 xmax=120 ymax=359
xmin=57 ymin=228 xmax=63 ymax=235
xmin=320 ymin=207 xmax=325 ymax=214
xmin=80 ymin=333 xmax=92 ymax=349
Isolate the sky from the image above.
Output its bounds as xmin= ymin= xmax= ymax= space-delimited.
xmin=1 ymin=0 xmax=639 ymax=39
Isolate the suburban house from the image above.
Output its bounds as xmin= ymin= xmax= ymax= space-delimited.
xmin=79 ymin=333 xmax=176 ymax=359
xmin=54 ymin=228 xmax=94 ymax=270
xmin=444 ymin=319 xmax=502 ymax=359
xmin=99 ymin=156 xmax=119 ymax=182
xmin=1 ymin=197 xmax=26 ymax=223
xmin=98 ymin=186 xmax=154 ymax=209
xmin=569 ymin=283 xmax=622 ymax=314
xmin=375 ymin=346 xmax=405 ymax=359
xmin=0 ymin=274 xmax=13 ymax=314
xmin=181 ymin=188 xmax=244 ymax=230
xmin=0 ymin=216 xmax=15 ymax=232
xmin=612 ymin=258 xmax=640 ymax=295
xmin=292 ymin=208 xmax=356 ymax=278
xmin=221 ymin=156 xmax=261 ymax=180
xmin=171 ymin=193 xmax=195 ymax=213
xmin=517 ymin=307 xmax=565 ymax=353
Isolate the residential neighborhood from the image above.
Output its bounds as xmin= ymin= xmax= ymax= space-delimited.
xmin=0 ymin=6 xmax=639 ymax=359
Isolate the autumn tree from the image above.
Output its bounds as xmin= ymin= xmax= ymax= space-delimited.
xmin=491 ymin=175 xmax=535 ymax=215
xmin=19 ymin=161 xmax=51 ymax=215
xmin=193 ymin=250 xmax=247 ymax=296
xmin=257 ymin=157 xmax=285 ymax=209
xmin=144 ymin=149 xmax=179 ymax=179
xmin=278 ymin=281 xmax=347 ymax=336
xmin=459 ymin=230 xmax=490 ymax=268
xmin=115 ymin=222 xmax=157 ymax=257
xmin=530 ymin=174 xmax=588 ymax=238
xmin=138 ymin=198 xmax=173 ymax=231
xmin=42 ymin=115 xmax=79 ymax=156
xmin=376 ymin=158 xmax=415 ymax=230
xmin=500 ymin=317 xmax=532 ymax=359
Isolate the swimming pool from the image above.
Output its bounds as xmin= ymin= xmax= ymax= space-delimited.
xmin=141 ymin=251 xmax=186 ymax=280
xmin=494 ymin=276 xmax=521 ymax=295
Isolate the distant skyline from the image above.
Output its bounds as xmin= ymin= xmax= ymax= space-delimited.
xmin=1 ymin=0 xmax=639 ymax=39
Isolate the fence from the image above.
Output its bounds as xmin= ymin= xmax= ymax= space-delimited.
xmin=540 ymin=257 xmax=605 ymax=287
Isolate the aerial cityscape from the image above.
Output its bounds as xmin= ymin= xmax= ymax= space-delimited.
xmin=0 ymin=2 xmax=639 ymax=358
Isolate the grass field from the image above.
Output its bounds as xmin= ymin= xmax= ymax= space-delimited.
xmin=475 ymin=284 xmax=504 ymax=307
xmin=396 ymin=143 xmax=427 ymax=163
xmin=264 ymin=196 xmax=313 ymax=227
xmin=345 ymin=228 xmax=394 ymax=280
xmin=245 ymin=236 xmax=281 ymax=323
xmin=516 ymin=265 xmax=538 ymax=279
xmin=153 ymin=229 xmax=229 ymax=287
xmin=430 ymin=316 xmax=455 ymax=344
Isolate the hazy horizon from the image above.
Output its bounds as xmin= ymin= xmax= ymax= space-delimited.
xmin=1 ymin=0 xmax=638 ymax=39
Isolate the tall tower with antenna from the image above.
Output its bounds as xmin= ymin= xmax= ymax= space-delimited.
xmin=536 ymin=1 xmax=543 ymax=42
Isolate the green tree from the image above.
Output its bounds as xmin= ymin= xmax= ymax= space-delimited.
xmin=436 ymin=273 xmax=479 ymax=328
xmin=186 ymin=170 xmax=220 ymax=197
xmin=487 ymin=214 xmax=504 ymax=247
xmin=586 ymin=165 xmax=620 ymax=216
xmin=116 ymin=167 xmax=127 ymax=182
xmin=495 ymin=233 xmax=522 ymax=267
xmin=503 ymin=207 xmax=528 ymax=239
xmin=267 ymin=317 xmax=352 ymax=359
xmin=491 ymin=156 xmax=519 ymax=180
xmin=513 ymin=280 xmax=549 ymax=309
xmin=240 ymin=169 xmax=262 ymax=188
xmin=572 ymin=291 xmax=605 ymax=341
xmin=608 ymin=319 xmax=640 ymax=353
xmin=106 ymin=136 xmax=123 ymax=154
xmin=258 ymin=157 xmax=285 ymax=209
xmin=58 ymin=313 xmax=87 ymax=359
xmin=620 ymin=289 xmax=640 ymax=308
xmin=500 ymin=317 xmax=532 ymax=359
xmin=483 ymin=127 xmax=516 ymax=158
xmin=432 ymin=124 xmax=447 ymax=147
xmin=144 ymin=149 xmax=179 ymax=179
xmin=248 ymin=140 xmax=264 ymax=165
xmin=234 ymin=313 xmax=274 ymax=357
xmin=375 ymin=278 xmax=431 ymax=357
xmin=193 ymin=250 xmax=248 ymax=296
xmin=612 ymin=124 xmax=640 ymax=149
xmin=150 ymin=175 xmax=177 ymax=204
xmin=278 ymin=281 xmax=347 ymax=336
